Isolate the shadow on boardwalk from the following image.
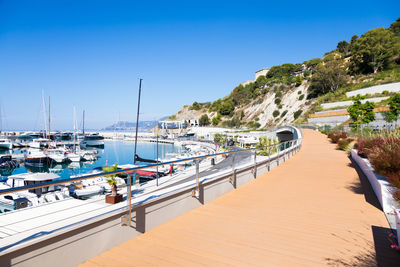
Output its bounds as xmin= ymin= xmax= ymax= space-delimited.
xmin=346 ymin=157 xmax=382 ymax=211
xmin=335 ymin=157 xmax=400 ymax=267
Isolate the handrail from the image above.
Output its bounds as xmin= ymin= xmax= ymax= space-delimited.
xmin=0 ymin=138 xmax=301 ymax=196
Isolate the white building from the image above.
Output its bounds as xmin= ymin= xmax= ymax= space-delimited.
xmin=240 ymin=68 xmax=270 ymax=87
xmin=255 ymin=68 xmax=270 ymax=80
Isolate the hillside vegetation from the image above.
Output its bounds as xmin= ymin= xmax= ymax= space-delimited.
xmin=171 ymin=18 xmax=400 ymax=129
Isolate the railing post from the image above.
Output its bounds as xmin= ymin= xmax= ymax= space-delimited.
xmin=277 ymin=144 xmax=280 ymax=166
xmin=267 ymin=146 xmax=271 ymax=171
xmin=122 ymin=172 xmax=134 ymax=227
xmin=253 ymin=151 xmax=257 ymax=178
xmin=192 ymin=160 xmax=200 ymax=198
xmin=230 ymin=154 xmax=236 ymax=186
xmin=283 ymin=142 xmax=286 ymax=162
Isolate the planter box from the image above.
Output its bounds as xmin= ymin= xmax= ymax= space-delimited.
xmin=351 ymin=149 xmax=400 ymax=246
xmin=105 ymin=194 xmax=123 ymax=204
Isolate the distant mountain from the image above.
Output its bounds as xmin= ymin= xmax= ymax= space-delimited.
xmin=102 ymin=119 xmax=168 ymax=131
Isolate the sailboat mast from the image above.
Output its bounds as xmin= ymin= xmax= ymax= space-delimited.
xmin=0 ymin=105 xmax=2 ymax=134
xmin=48 ymin=96 xmax=51 ymax=146
xmin=73 ymin=105 xmax=76 ymax=151
xmin=82 ymin=110 xmax=85 ymax=135
xmin=133 ymin=79 xmax=142 ymax=165
xmin=156 ymin=124 xmax=159 ymax=186
xmin=42 ymin=89 xmax=47 ymax=138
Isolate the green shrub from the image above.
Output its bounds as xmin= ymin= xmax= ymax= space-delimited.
xmin=338 ymin=137 xmax=354 ymax=152
xmin=275 ymin=98 xmax=281 ymax=105
xmin=293 ymin=110 xmax=302 ymax=120
xmin=273 ymin=110 xmax=280 ymax=117
xmin=247 ymin=121 xmax=261 ymax=129
xmin=199 ymin=114 xmax=210 ymax=126
xmin=281 ymin=110 xmax=288 ymax=117
xmin=278 ymin=104 xmax=283 ymax=109
xmin=212 ymin=116 xmax=221 ymax=126
xmin=299 ymin=94 xmax=305 ymax=100
xmin=275 ymin=91 xmax=282 ymax=98
xmin=298 ymin=90 xmax=302 ymax=95
xmin=327 ymin=131 xmax=348 ymax=143
xmin=192 ymin=101 xmax=201 ymax=110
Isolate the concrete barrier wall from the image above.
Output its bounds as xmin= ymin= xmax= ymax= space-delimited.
xmin=0 ymin=144 xmax=301 ymax=267
xmin=346 ymin=82 xmax=400 ymax=97
xmin=321 ymin=97 xmax=389 ymax=109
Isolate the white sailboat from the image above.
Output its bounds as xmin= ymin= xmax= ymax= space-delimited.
xmin=0 ymin=106 xmax=12 ymax=150
xmin=67 ymin=106 xmax=82 ymax=162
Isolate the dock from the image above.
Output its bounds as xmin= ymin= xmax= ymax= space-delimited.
xmin=79 ymin=129 xmax=400 ymax=266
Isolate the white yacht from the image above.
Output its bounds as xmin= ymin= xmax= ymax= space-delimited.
xmin=83 ymin=134 xmax=104 ymax=147
xmin=25 ymin=149 xmax=49 ymax=166
xmin=66 ymin=151 xmax=82 ymax=162
xmin=0 ymin=138 xmax=12 ymax=150
xmin=0 ymin=173 xmax=70 ymax=212
xmin=28 ymin=138 xmax=49 ymax=148
xmin=46 ymin=148 xmax=67 ymax=164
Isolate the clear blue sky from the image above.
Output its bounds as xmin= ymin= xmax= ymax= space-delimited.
xmin=0 ymin=0 xmax=399 ymax=130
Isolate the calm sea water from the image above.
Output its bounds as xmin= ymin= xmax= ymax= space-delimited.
xmin=1 ymin=140 xmax=183 ymax=180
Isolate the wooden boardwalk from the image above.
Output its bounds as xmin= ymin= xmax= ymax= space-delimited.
xmin=79 ymin=130 xmax=400 ymax=266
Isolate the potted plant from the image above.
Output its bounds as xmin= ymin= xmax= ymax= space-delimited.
xmin=103 ymin=163 xmax=123 ymax=204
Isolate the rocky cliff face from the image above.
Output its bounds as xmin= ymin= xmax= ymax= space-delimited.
xmin=172 ymin=82 xmax=311 ymax=128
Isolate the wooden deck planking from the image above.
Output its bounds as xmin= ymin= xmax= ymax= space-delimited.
xmin=80 ymin=129 xmax=399 ymax=266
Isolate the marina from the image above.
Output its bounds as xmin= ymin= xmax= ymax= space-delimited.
xmin=0 ymin=130 xmax=222 ymax=213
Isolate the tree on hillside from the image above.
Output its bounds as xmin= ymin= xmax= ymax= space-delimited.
xmin=390 ymin=17 xmax=400 ymax=36
xmin=199 ymin=114 xmax=210 ymax=126
xmin=219 ymin=100 xmax=235 ymax=116
xmin=307 ymin=60 xmax=347 ymax=98
xmin=295 ymin=75 xmax=303 ymax=87
xmin=349 ymin=28 xmax=400 ymax=74
xmin=337 ymin=40 xmax=351 ymax=56
xmin=304 ymin=58 xmax=321 ymax=69
xmin=383 ymin=93 xmax=400 ymax=125
xmin=347 ymin=96 xmax=376 ymax=124
xmin=192 ymin=101 xmax=201 ymax=110
xmin=212 ymin=116 xmax=221 ymax=126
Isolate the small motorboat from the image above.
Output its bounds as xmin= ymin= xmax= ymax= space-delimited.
xmin=0 ymin=155 xmax=19 ymax=169
xmin=24 ymin=150 xmax=50 ymax=166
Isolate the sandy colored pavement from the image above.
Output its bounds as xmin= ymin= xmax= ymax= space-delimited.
xmin=79 ymin=129 xmax=400 ymax=266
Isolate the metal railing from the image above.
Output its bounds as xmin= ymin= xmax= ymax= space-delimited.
xmin=0 ymin=138 xmax=301 ymax=196
xmin=0 ymin=138 xmax=302 ymax=227
xmin=0 ymin=137 xmax=302 ymax=254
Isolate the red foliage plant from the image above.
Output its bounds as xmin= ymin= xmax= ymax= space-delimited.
xmin=327 ymin=131 xmax=348 ymax=144
xmin=355 ymin=137 xmax=384 ymax=158
xmin=366 ymin=135 xmax=400 ymax=189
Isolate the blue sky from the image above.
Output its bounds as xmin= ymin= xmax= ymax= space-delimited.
xmin=0 ymin=0 xmax=399 ymax=130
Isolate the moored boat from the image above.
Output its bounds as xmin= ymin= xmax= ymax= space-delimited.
xmin=0 ymin=138 xmax=12 ymax=150
xmin=24 ymin=150 xmax=50 ymax=166
xmin=83 ymin=134 xmax=104 ymax=147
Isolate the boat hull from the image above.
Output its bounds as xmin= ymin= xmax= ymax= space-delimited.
xmin=83 ymin=140 xmax=104 ymax=147
xmin=0 ymin=143 xmax=12 ymax=150
xmin=24 ymin=157 xmax=50 ymax=166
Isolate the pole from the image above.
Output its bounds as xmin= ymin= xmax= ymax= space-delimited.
xmin=133 ymin=79 xmax=142 ymax=165
xmin=42 ymin=89 xmax=47 ymax=139
xmin=48 ymin=96 xmax=51 ymax=147
xmin=128 ymin=79 xmax=142 ymax=225
xmin=156 ymin=125 xmax=159 ymax=186
xmin=127 ymin=173 xmax=132 ymax=227
xmin=83 ymin=110 xmax=85 ymax=135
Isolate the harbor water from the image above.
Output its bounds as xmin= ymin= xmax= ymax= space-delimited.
xmin=0 ymin=140 xmax=184 ymax=180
